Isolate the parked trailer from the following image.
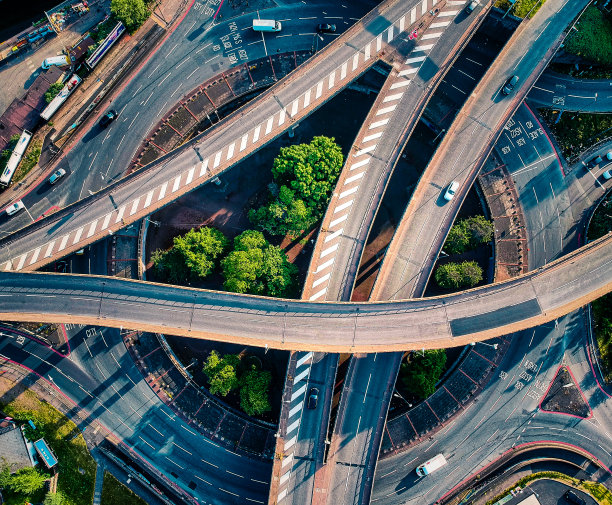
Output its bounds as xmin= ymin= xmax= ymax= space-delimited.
xmin=40 ymin=74 xmax=82 ymax=121
xmin=0 ymin=130 xmax=32 ymax=187
xmin=415 ymin=454 xmax=447 ymax=477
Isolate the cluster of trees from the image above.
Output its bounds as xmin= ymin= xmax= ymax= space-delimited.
xmin=110 ymin=0 xmax=151 ymax=33
xmin=444 ymin=216 xmax=494 ymax=255
xmin=399 ymin=349 xmax=447 ymax=399
xmin=249 ymin=136 xmax=344 ymax=237
xmin=203 ymin=351 xmax=272 ymax=416
xmin=44 ymin=83 xmax=64 ymax=104
xmin=152 ymin=228 xmax=296 ymax=297
xmin=435 ymin=260 xmax=483 ymax=290
xmin=0 ymin=466 xmax=48 ymax=496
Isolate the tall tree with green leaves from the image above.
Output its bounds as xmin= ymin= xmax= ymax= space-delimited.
xmin=435 ymin=261 xmax=483 ymax=289
xmin=271 ymin=136 xmax=344 ymax=212
xmin=7 ymin=467 xmax=47 ymax=494
xmin=202 ymin=351 xmax=241 ymax=397
xmin=222 ymin=230 xmax=297 ymax=297
xmin=400 ymin=349 xmax=447 ymax=399
xmin=110 ymin=0 xmax=150 ymax=33
xmin=152 ymin=226 xmax=227 ymax=284
xmin=239 ymin=368 xmax=272 ymax=416
xmin=444 ymin=216 xmax=494 ymax=255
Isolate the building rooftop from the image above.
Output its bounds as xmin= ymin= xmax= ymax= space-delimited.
xmin=0 ymin=425 xmax=33 ymax=473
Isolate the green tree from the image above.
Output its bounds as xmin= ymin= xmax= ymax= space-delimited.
xmin=0 ymin=464 xmax=11 ymax=489
xmin=44 ymin=491 xmax=67 ymax=505
xmin=222 ymin=230 xmax=297 ymax=297
xmin=7 ymin=467 xmax=47 ymax=494
xmin=444 ymin=216 xmax=494 ymax=254
xmin=152 ymin=227 xmax=227 ymax=284
xmin=271 ymin=136 xmax=344 ymax=212
xmin=435 ymin=261 xmax=483 ymax=289
xmin=203 ymin=351 xmax=241 ymax=397
xmin=239 ymin=368 xmax=272 ymax=416
xmin=400 ymin=349 xmax=447 ymax=399
xmin=44 ymin=82 xmax=64 ymax=104
xmin=248 ymin=185 xmax=316 ymax=237
xmin=110 ymin=0 xmax=150 ymax=33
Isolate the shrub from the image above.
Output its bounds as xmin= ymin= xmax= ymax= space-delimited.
xmin=435 ymin=261 xmax=483 ymax=289
xmin=44 ymin=82 xmax=64 ymax=104
xmin=400 ymin=349 xmax=447 ymax=399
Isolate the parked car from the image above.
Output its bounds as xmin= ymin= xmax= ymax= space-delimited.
xmin=501 ymin=75 xmax=519 ymax=96
xmin=443 ymin=181 xmax=459 ymax=201
xmin=603 ymin=169 xmax=612 ymax=180
xmin=48 ymin=168 xmax=66 ymax=185
xmin=564 ymin=490 xmax=586 ymax=505
xmin=5 ymin=200 xmax=25 ymax=216
xmin=465 ymin=0 xmax=480 ymax=13
xmin=317 ymin=23 xmax=336 ymax=33
xmin=307 ymin=387 xmax=319 ymax=409
xmin=99 ymin=110 xmax=117 ymax=128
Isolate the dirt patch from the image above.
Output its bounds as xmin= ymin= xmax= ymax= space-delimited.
xmin=540 ymin=366 xmax=592 ymax=419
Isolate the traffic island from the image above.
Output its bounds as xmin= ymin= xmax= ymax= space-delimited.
xmin=539 ymin=365 xmax=592 ymax=419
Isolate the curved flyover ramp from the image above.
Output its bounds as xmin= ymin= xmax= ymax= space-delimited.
xmin=0 ymin=233 xmax=611 ymax=352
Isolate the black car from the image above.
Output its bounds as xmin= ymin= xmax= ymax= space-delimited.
xmin=501 ymin=75 xmax=519 ymax=96
xmin=317 ymin=23 xmax=336 ymax=34
xmin=564 ymin=490 xmax=586 ymax=505
xmin=99 ymin=110 xmax=118 ymax=128
xmin=307 ymin=387 xmax=319 ymax=409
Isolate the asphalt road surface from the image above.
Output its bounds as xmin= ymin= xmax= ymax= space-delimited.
xmin=0 ymin=323 xmax=272 ymax=504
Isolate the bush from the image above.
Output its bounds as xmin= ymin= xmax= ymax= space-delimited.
xmin=222 ymin=230 xmax=297 ymax=297
xmin=152 ymin=226 xmax=228 ymax=284
xmin=399 ymin=349 xmax=447 ymax=399
xmin=435 ymin=261 xmax=483 ymax=289
xmin=12 ymin=139 xmax=42 ymax=183
xmin=44 ymin=82 xmax=64 ymax=104
xmin=110 ymin=0 xmax=150 ymax=33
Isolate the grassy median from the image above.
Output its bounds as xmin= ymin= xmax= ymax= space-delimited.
xmin=100 ymin=472 xmax=147 ymax=505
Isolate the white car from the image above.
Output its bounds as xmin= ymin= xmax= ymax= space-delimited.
xmin=444 ymin=181 xmax=459 ymax=201
xmin=6 ymin=200 xmax=25 ymax=216
xmin=603 ymin=170 xmax=612 ymax=180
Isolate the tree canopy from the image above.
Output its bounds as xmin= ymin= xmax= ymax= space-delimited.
xmin=444 ymin=216 xmax=494 ymax=255
xmin=239 ymin=367 xmax=272 ymax=416
xmin=0 ymin=466 xmax=48 ymax=495
xmin=110 ymin=0 xmax=150 ymax=33
xmin=250 ymin=136 xmax=343 ymax=236
xmin=222 ymin=230 xmax=297 ymax=297
xmin=152 ymin=226 xmax=228 ymax=284
xmin=435 ymin=261 xmax=483 ymax=290
xmin=400 ymin=349 xmax=447 ymax=399
xmin=202 ymin=351 xmax=241 ymax=397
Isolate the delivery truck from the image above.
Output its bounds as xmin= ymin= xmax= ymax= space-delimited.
xmin=415 ymin=453 xmax=447 ymax=477
xmin=252 ymin=19 xmax=282 ymax=32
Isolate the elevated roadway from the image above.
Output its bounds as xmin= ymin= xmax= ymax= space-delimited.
xmin=0 ymin=0 xmax=432 ymax=272
xmin=0 ymin=231 xmax=611 ymax=351
xmin=371 ymin=0 xmax=590 ymax=302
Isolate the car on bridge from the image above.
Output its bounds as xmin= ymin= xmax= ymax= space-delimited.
xmin=501 ymin=75 xmax=519 ymax=96
xmin=443 ymin=181 xmax=459 ymax=201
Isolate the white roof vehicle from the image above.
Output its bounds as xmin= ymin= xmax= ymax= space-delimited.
xmin=444 ymin=181 xmax=459 ymax=201
xmin=6 ymin=200 xmax=25 ymax=216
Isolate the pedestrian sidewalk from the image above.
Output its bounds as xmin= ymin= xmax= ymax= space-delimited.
xmin=93 ymin=460 xmax=105 ymax=505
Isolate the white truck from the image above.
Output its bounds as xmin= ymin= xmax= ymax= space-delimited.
xmin=252 ymin=19 xmax=282 ymax=32
xmin=415 ymin=453 xmax=447 ymax=477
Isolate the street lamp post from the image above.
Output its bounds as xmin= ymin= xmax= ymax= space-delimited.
xmin=470 ymin=341 xmax=498 ymax=350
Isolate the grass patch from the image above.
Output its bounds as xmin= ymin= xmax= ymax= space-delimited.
xmin=100 ymin=472 xmax=147 ymax=505
xmin=0 ymin=390 xmax=96 ymax=505
xmin=538 ymin=108 xmax=612 ymax=159
xmin=588 ymin=192 xmax=612 ymax=382
xmin=494 ymin=0 xmax=545 ymax=18
xmin=485 ymin=471 xmax=612 ymax=505
xmin=13 ymin=139 xmax=42 ymax=183
xmin=563 ymin=6 xmax=612 ymax=65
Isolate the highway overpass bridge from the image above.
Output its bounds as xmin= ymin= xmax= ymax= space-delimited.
xmin=0 ymin=232 xmax=610 ymax=351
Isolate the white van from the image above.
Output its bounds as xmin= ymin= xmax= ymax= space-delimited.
xmin=252 ymin=19 xmax=282 ymax=32
xmin=42 ymin=55 xmax=71 ymax=70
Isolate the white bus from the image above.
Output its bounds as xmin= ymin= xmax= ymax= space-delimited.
xmin=0 ymin=129 xmax=32 ymax=187
xmin=40 ymin=74 xmax=82 ymax=121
